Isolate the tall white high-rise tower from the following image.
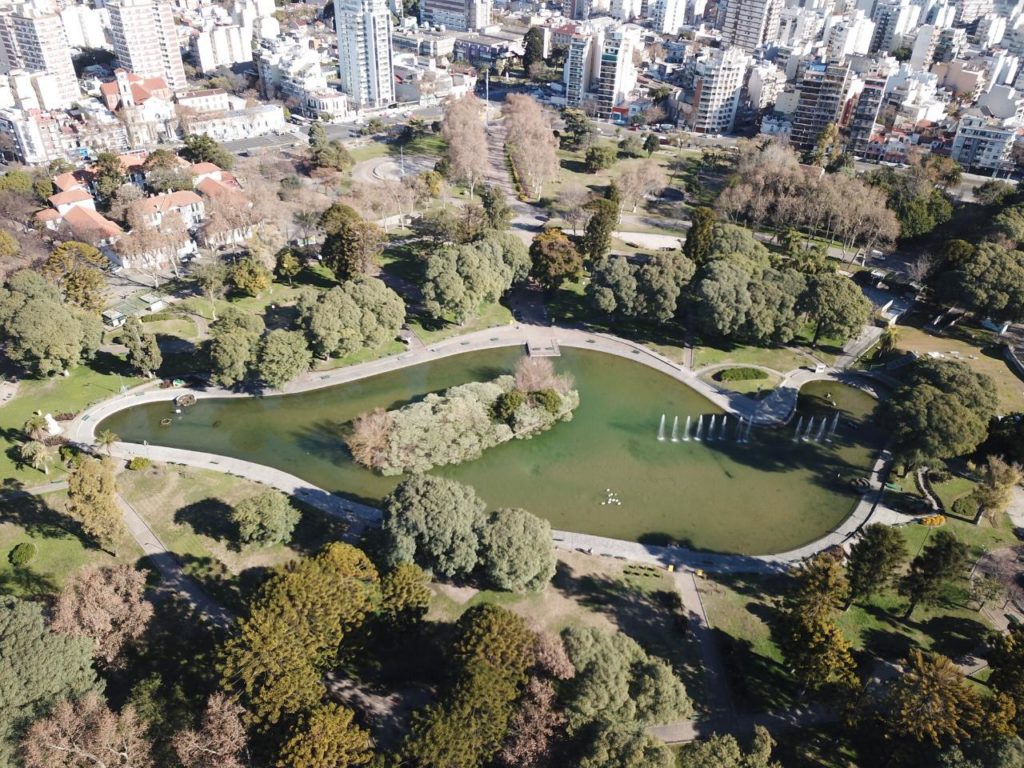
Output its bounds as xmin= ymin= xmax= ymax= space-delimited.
xmin=107 ymin=0 xmax=188 ymax=93
xmin=0 ymin=0 xmax=80 ymax=107
xmin=335 ymin=0 xmax=394 ymax=110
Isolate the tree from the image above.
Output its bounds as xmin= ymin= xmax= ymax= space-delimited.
xmin=455 ymin=605 xmax=537 ymax=680
xmin=558 ymin=184 xmax=592 ymax=235
xmin=0 ymin=271 xmax=101 ymax=376
xmin=589 ymin=255 xmax=639 ymax=317
xmin=643 ymin=133 xmax=660 ymax=156
xmin=109 ymin=182 xmax=144 ymax=224
xmin=802 ymin=273 xmax=871 ymax=346
xmin=66 ymin=456 xmax=122 ymax=549
xmin=0 ymin=229 xmax=19 ymax=261
xmin=181 ymin=133 xmax=234 ymax=170
xmin=530 ymin=228 xmax=581 ymax=291
xmin=19 ymin=441 xmax=55 ymax=476
xmin=775 ymin=554 xmax=858 ymax=696
xmin=478 ymin=507 xmax=556 ymax=592
xmin=21 ymin=693 xmax=153 ymax=768
xmin=220 ymin=543 xmax=380 ymax=727
xmin=300 ymin=277 xmax=404 ymax=358
xmin=693 ymin=259 xmax=753 ymax=338
xmin=584 ymin=145 xmax=617 ymax=172
xmin=93 ymin=151 xmax=127 ymax=204
xmin=277 ymin=702 xmax=373 ymax=768
xmin=0 ymin=169 xmax=34 ymax=197
xmin=230 ymin=256 xmax=272 ymax=297
xmin=885 ymin=359 xmax=998 ymax=465
xmin=561 ymin=109 xmax=595 ymax=150
xmin=275 ymin=250 xmax=302 ymax=285
xmin=680 ymin=726 xmax=780 ymax=768
xmin=441 ymin=95 xmax=488 ymax=197
xmin=41 ymin=241 xmax=109 ymax=312
xmin=479 ymin=185 xmax=513 ymax=231
xmin=988 ymin=623 xmax=1024 ymax=733
xmin=121 ymin=316 xmax=161 ymax=377
xmin=380 ymin=562 xmax=431 ymax=628
xmin=899 ymin=530 xmax=970 ymax=618
xmin=581 ymin=198 xmax=618 ymax=261
xmin=209 ymin=326 xmax=261 ymax=388
xmin=938 ymin=243 xmax=1024 ymax=321
xmin=577 ymin=723 xmax=674 ymax=768
xmin=684 ymin=207 xmax=716 ymax=265
xmin=562 ymin=626 xmax=691 ymax=733
xmin=523 ymin=27 xmax=545 ymax=75
xmin=974 ymin=456 xmax=1022 ymax=524
xmin=846 ymin=524 xmax=908 ymax=606
xmin=172 ymin=694 xmax=247 ymax=768
xmin=381 ymin=475 xmax=486 ymax=578
xmin=503 ymin=95 xmax=559 ymax=200
xmin=0 ymin=597 xmax=99 ymax=765
xmin=886 ymin=650 xmax=982 ymax=747
xmin=617 ymin=159 xmax=666 ymax=213
xmin=423 ymin=238 xmax=516 ymax=323
xmin=231 ymin=490 xmax=300 ymax=546
xmin=258 ymin=330 xmax=311 ymax=390
xmin=51 ymin=565 xmax=153 ymax=667
xmin=320 ymin=207 xmax=384 ymax=282
xmin=191 ymin=260 xmax=228 ymax=320
xmin=498 ymin=678 xmax=565 ymax=768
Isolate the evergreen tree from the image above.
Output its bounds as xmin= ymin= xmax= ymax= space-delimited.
xmin=899 ymin=530 xmax=970 ymax=618
xmin=66 ymin=456 xmax=123 ymax=549
xmin=683 ymin=207 xmax=716 ymax=265
xmin=846 ymin=524 xmax=908 ymax=606
xmin=121 ymin=315 xmax=162 ymax=377
xmin=581 ymin=198 xmax=618 ymax=261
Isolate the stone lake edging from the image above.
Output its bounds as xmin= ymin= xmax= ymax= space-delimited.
xmin=67 ymin=323 xmax=892 ymax=571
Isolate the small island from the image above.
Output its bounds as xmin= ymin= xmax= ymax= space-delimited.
xmin=347 ymin=356 xmax=580 ymax=475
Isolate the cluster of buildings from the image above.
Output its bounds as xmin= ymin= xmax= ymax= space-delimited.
xmin=34 ymin=150 xmax=250 ymax=271
xmin=536 ymin=0 xmax=1024 ymax=172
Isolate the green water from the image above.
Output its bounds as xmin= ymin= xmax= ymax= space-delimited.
xmin=98 ymin=349 xmax=882 ymax=555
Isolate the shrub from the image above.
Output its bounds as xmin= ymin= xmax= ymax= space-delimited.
xmin=533 ymin=389 xmax=561 ymax=416
xmin=8 ymin=542 xmax=35 ymax=566
xmin=952 ymin=494 xmax=981 ymax=520
xmin=928 ymin=467 xmax=952 ymax=483
xmin=493 ymin=389 xmax=526 ymax=424
xmin=715 ymin=367 xmax=768 ymax=382
xmin=126 ymin=457 xmax=151 ymax=471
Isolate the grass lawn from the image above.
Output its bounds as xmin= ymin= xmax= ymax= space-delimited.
xmin=931 ymin=476 xmax=977 ymax=511
xmin=699 ymin=515 xmax=1018 ymax=712
xmin=891 ymin=325 xmax=1024 ymax=413
xmin=692 ymin=343 xmax=815 ymax=374
xmin=313 ymin=340 xmax=408 ymax=371
xmin=0 ymin=490 xmax=141 ymax=598
xmin=138 ymin=317 xmax=199 ymax=341
xmin=409 ymin=302 xmax=513 ymax=345
xmin=0 ymin=355 xmax=144 ymax=487
xmin=428 ymin=550 xmax=708 ymax=712
xmin=118 ymin=462 xmax=346 ymax=612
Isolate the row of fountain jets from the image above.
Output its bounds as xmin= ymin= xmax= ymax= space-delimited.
xmin=657 ymin=414 xmax=754 ymax=443
xmin=656 ymin=412 xmax=841 ymax=443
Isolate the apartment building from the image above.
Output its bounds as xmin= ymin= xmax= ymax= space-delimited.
xmin=721 ymin=0 xmax=782 ymax=52
xmin=690 ymin=45 xmax=749 ymax=133
xmin=419 ymin=0 xmax=491 ymax=32
xmin=192 ymin=25 xmax=253 ymax=73
xmin=790 ymin=60 xmax=851 ymax=151
xmin=0 ymin=0 xmax=79 ymax=108
xmin=595 ymin=27 xmax=635 ymax=119
xmin=107 ymin=0 xmax=188 ymax=93
xmin=653 ymin=0 xmax=684 ymax=35
xmin=335 ymin=0 xmax=394 ymax=110
xmin=846 ymin=73 xmax=885 ymax=155
xmin=564 ymin=30 xmax=600 ymax=107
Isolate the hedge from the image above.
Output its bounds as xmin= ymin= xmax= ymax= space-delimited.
xmin=715 ymin=367 xmax=769 ymax=383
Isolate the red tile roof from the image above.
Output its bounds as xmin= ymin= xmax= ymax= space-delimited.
xmin=62 ymin=205 xmax=123 ymax=240
xmin=137 ymin=190 xmax=203 ymax=215
xmin=48 ymin=188 xmax=93 ymax=207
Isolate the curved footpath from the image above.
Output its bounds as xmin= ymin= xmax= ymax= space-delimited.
xmin=70 ymin=321 xmax=893 ymax=574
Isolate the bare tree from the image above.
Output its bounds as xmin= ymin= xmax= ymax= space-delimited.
xmin=51 ymin=564 xmax=154 ymax=668
xmin=503 ymin=94 xmax=559 ymax=200
xmin=558 ymin=184 xmax=592 ymax=235
xmin=22 ymin=693 xmax=153 ymax=768
xmin=616 ymin=159 xmax=667 ymax=213
xmin=172 ymin=694 xmax=248 ymax=768
xmin=441 ymin=94 xmax=488 ymax=198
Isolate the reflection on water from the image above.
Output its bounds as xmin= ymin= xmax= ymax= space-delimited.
xmin=99 ymin=349 xmax=882 ymax=555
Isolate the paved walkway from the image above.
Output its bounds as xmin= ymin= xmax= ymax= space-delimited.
xmin=116 ymin=492 xmax=234 ymax=630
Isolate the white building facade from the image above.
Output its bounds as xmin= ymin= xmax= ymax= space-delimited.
xmin=334 ymin=0 xmax=394 ymax=110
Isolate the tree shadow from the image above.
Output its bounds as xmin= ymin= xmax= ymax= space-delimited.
xmin=0 ymin=565 xmax=58 ymax=598
xmin=714 ymin=629 xmax=797 ymax=712
xmin=88 ymin=349 xmax=135 ymax=377
xmin=551 ymin=560 xmax=704 ymax=704
xmin=0 ymin=490 xmax=89 ymax=543
xmin=173 ymin=498 xmax=236 ymax=544
xmin=914 ymin=614 xmax=989 ymax=658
